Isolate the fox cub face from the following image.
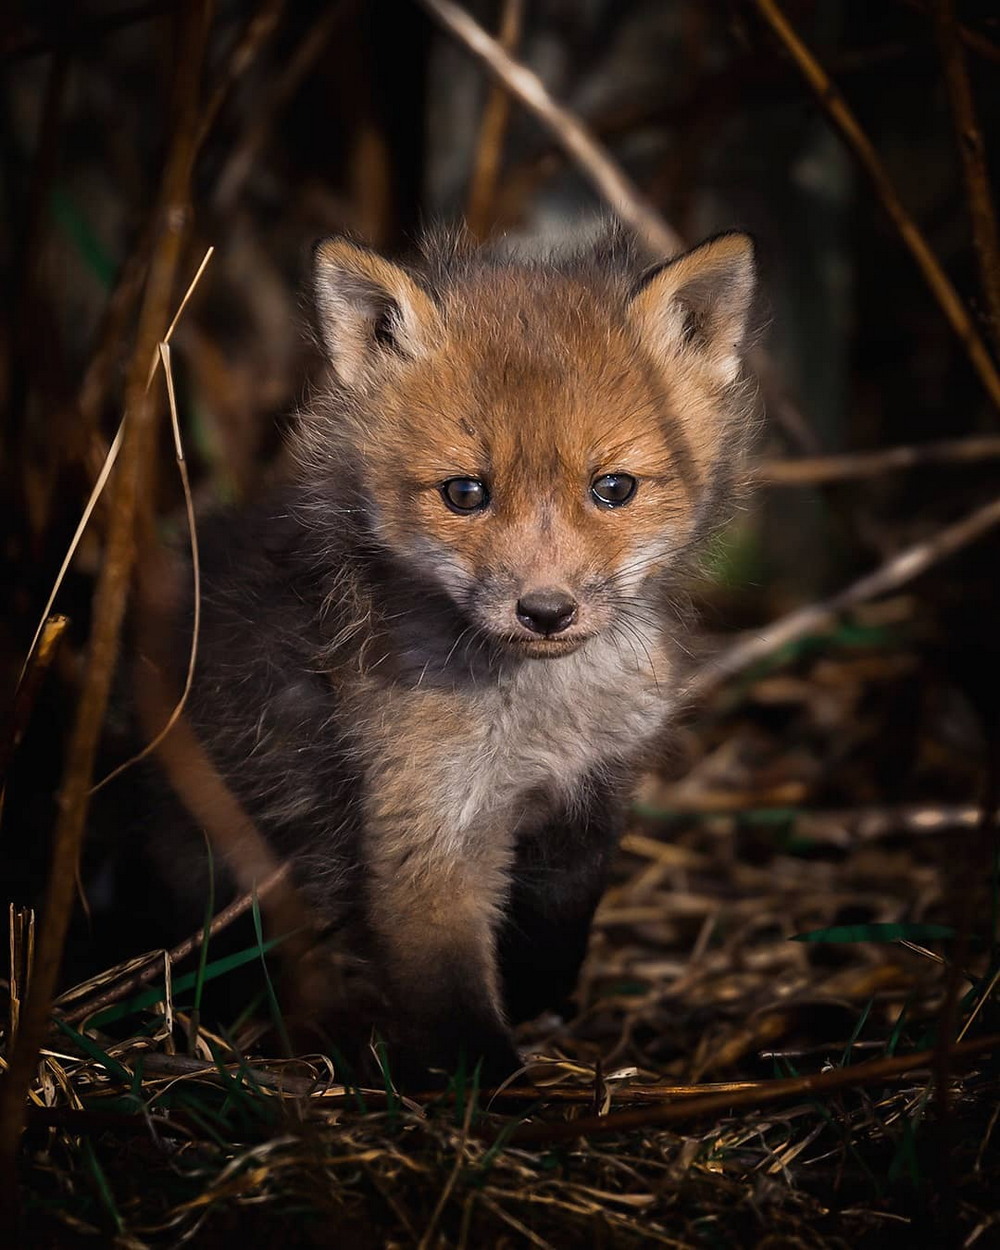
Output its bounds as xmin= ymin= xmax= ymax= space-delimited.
xmin=302 ymin=231 xmax=756 ymax=657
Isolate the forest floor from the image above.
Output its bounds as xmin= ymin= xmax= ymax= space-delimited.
xmin=7 ymin=606 xmax=999 ymax=1249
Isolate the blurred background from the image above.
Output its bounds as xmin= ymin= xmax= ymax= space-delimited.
xmin=2 ymin=0 xmax=1000 ymax=1066
xmin=2 ymin=6 xmax=1000 ymax=1240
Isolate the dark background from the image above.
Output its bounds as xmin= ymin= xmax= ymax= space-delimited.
xmin=2 ymin=1 xmax=1000 ymax=688
xmin=1 ymin=4 xmax=1000 ymax=1243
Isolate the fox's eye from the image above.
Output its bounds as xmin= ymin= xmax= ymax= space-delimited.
xmin=441 ymin=477 xmax=489 ymax=513
xmin=591 ymin=474 xmax=637 ymax=507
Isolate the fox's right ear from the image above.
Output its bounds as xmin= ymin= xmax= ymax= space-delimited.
xmin=313 ymin=239 xmax=442 ymax=388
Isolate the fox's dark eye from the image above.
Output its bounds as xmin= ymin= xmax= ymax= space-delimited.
xmin=441 ymin=477 xmax=489 ymax=513
xmin=591 ymin=474 xmax=637 ymax=507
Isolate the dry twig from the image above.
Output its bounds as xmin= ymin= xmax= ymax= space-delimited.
xmin=688 ymin=494 xmax=1000 ymax=698
xmin=417 ymin=0 xmax=681 ymax=257
xmin=60 ymin=867 xmax=291 ymax=1026
xmin=752 ymin=0 xmax=1000 ymax=412
xmin=196 ymin=0 xmax=286 ymax=148
xmin=501 ymin=1032 xmax=1000 ymax=1146
xmin=213 ymin=0 xmax=353 ymax=212
xmin=755 ymin=434 xmax=1000 ymax=484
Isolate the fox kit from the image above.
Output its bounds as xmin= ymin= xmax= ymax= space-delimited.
xmin=97 ymin=228 xmax=756 ymax=1083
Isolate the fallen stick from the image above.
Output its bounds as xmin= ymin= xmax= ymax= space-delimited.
xmin=497 ymin=1031 xmax=1000 ymax=1146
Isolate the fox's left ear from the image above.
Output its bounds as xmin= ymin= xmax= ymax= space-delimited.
xmin=628 ymin=233 xmax=756 ymax=387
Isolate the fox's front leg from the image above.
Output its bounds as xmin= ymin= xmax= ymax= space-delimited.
xmin=501 ymin=775 xmax=630 ymax=1025
xmin=363 ymin=783 xmax=519 ymax=1085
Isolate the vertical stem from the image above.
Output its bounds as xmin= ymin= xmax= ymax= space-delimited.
xmin=466 ymin=0 xmax=524 ymax=238
xmin=753 ymin=0 xmax=1000 ymax=412
xmin=934 ymin=0 xmax=1000 ymax=357
xmin=0 ymin=0 xmax=213 ymax=1230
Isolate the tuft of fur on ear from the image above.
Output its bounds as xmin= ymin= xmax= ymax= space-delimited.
xmin=313 ymin=239 xmax=442 ymax=388
xmin=628 ymin=233 xmax=756 ymax=387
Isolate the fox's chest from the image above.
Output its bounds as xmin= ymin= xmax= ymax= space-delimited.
xmin=445 ymin=638 xmax=671 ymax=834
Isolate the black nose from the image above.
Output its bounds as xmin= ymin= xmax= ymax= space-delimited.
xmin=516 ymin=589 xmax=578 ymax=636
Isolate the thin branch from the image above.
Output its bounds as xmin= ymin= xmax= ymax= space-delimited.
xmin=959 ymin=25 xmax=1000 ymax=65
xmin=213 ymin=0 xmax=353 ymax=212
xmin=465 ymin=0 xmax=524 ymax=238
xmin=496 ymin=1031 xmax=1000 ymax=1147
xmin=196 ymin=0 xmax=286 ymax=149
xmin=0 ymin=0 xmax=213 ymax=1222
xmin=687 ymin=494 xmax=1000 ymax=699
xmin=752 ymin=0 xmax=1000 ymax=412
xmin=902 ymin=0 xmax=1000 ymax=66
xmin=416 ymin=0 xmax=682 ymax=257
xmin=60 ymin=867 xmax=291 ymax=1026
xmin=755 ymin=434 xmax=1000 ymax=485
xmin=934 ymin=0 xmax=1000 ymax=356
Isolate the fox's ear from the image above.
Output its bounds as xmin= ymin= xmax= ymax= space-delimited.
xmin=313 ymin=239 xmax=442 ymax=388
xmin=628 ymin=233 xmax=756 ymax=387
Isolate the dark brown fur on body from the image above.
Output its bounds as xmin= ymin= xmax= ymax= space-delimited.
xmin=98 ymin=228 xmax=758 ymax=1084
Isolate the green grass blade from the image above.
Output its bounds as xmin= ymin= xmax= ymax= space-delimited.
xmin=90 ymin=933 xmax=289 ymax=1028
xmin=193 ymin=836 xmax=216 ymax=1016
xmin=79 ymin=1139 xmax=124 ymax=1234
xmin=841 ymin=997 xmax=874 ymax=1067
xmin=250 ymin=889 xmax=293 ymax=1057
xmin=792 ymin=922 xmax=955 ymax=944
xmin=53 ymin=1018 xmax=132 ymax=1083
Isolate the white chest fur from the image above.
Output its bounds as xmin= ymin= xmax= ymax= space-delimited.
xmin=442 ymin=632 xmax=672 ymax=838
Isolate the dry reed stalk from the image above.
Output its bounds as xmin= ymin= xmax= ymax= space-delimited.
xmin=465 ymin=0 xmax=524 ymax=238
xmin=0 ymin=0 xmax=213 ymax=1227
xmin=753 ymin=0 xmax=1000 ymax=412
xmin=933 ymin=0 xmax=1000 ymax=357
